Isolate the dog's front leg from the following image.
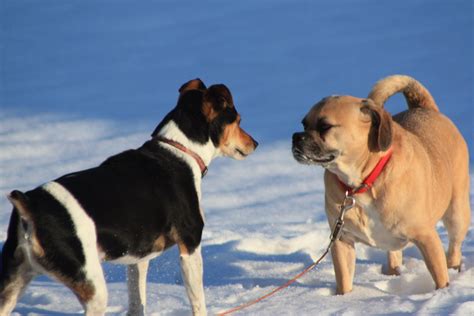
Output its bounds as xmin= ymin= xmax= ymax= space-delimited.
xmin=383 ymin=250 xmax=402 ymax=275
xmin=126 ymin=260 xmax=149 ymax=316
xmin=179 ymin=244 xmax=206 ymax=316
xmin=331 ymin=237 xmax=355 ymax=295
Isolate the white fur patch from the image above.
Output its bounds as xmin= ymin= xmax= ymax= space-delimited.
xmin=353 ymin=196 xmax=408 ymax=250
xmin=157 ymin=120 xmax=218 ymax=219
xmin=109 ymin=252 xmax=161 ymax=265
xmin=41 ymin=182 xmax=107 ymax=309
xmin=180 ymin=245 xmax=206 ymax=315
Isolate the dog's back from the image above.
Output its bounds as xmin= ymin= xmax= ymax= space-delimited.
xmin=368 ymin=75 xmax=469 ymax=178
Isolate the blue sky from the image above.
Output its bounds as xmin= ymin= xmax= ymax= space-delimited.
xmin=1 ymin=0 xmax=472 ymax=154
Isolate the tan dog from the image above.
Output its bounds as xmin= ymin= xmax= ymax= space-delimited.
xmin=292 ymin=75 xmax=470 ymax=294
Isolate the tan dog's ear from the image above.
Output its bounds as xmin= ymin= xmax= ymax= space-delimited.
xmin=178 ymin=78 xmax=207 ymax=96
xmin=361 ymin=99 xmax=393 ymax=152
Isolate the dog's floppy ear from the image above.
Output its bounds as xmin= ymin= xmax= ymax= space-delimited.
xmin=179 ymin=78 xmax=207 ymax=96
xmin=361 ymin=99 xmax=393 ymax=152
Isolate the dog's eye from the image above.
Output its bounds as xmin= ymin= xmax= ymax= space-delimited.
xmin=316 ymin=122 xmax=332 ymax=135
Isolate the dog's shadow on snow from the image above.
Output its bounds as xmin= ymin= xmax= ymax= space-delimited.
xmin=102 ymin=240 xmax=318 ymax=289
xmin=202 ymin=241 xmax=318 ymax=289
xmin=0 ymin=240 xmax=317 ymax=290
xmin=4 ymin=225 xmax=472 ymax=302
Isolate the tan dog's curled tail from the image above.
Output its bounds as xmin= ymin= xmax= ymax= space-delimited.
xmin=368 ymin=75 xmax=439 ymax=112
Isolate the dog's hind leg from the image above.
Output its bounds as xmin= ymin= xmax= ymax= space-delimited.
xmin=443 ymin=175 xmax=470 ymax=271
xmin=0 ymin=258 xmax=35 ymax=316
xmin=63 ymin=270 xmax=107 ymax=316
xmin=39 ymin=182 xmax=108 ymax=316
xmin=178 ymin=243 xmax=206 ymax=316
xmin=0 ymin=211 xmax=37 ymax=316
xmin=382 ymin=250 xmax=402 ymax=276
xmin=413 ymin=229 xmax=449 ymax=289
xmin=127 ymin=260 xmax=149 ymax=316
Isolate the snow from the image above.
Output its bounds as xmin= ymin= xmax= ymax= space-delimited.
xmin=1 ymin=0 xmax=473 ymax=315
xmin=0 ymin=114 xmax=472 ymax=315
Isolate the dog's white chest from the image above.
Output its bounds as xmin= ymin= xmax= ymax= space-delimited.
xmin=348 ymin=199 xmax=408 ymax=250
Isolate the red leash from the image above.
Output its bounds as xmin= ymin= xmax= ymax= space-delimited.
xmin=218 ymin=150 xmax=393 ymax=315
xmin=217 ymin=194 xmax=356 ymax=316
xmin=217 ymin=244 xmax=331 ymax=316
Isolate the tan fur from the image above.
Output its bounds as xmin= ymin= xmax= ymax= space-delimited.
xmin=219 ymin=117 xmax=256 ymax=160
xmin=6 ymin=194 xmax=31 ymax=221
xmin=178 ymin=78 xmax=206 ymax=95
xmin=368 ymin=74 xmax=439 ymax=111
xmin=61 ymin=277 xmax=96 ymax=304
xmin=152 ymin=235 xmax=167 ymax=253
xmin=297 ymin=75 xmax=470 ymax=293
xmin=7 ymin=194 xmax=45 ymax=258
xmin=202 ymin=102 xmax=219 ymax=122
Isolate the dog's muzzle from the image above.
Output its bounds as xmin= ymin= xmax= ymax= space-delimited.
xmin=292 ymin=132 xmax=338 ymax=165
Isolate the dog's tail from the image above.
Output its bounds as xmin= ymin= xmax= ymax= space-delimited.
xmin=7 ymin=190 xmax=33 ymax=223
xmin=368 ymin=75 xmax=439 ymax=112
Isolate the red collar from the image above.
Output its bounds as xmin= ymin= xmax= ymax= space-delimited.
xmin=338 ymin=148 xmax=393 ymax=195
xmin=156 ymin=137 xmax=208 ymax=177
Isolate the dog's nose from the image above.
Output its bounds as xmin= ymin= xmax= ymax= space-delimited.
xmin=292 ymin=132 xmax=305 ymax=143
xmin=252 ymin=138 xmax=259 ymax=148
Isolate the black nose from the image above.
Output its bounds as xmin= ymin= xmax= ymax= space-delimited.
xmin=252 ymin=138 xmax=259 ymax=148
xmin=292 ymin=132 xmax=305 ymax=143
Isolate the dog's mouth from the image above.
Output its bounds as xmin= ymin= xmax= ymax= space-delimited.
xmin=292 ymin=147 xmax=338 ymax=165
xmin=235 ymin=148 xmax=248 ymax=158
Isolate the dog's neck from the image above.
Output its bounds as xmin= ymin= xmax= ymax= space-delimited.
xmin=154 ymin=120 xmax=219 ymax=170
xmin=328 ymin=150 xmax=391 ymax=189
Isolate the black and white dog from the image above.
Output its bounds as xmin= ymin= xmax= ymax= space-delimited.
xmin=0 ymin=79 xmax=258 ymax=316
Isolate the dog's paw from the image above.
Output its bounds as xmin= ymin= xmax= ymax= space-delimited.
xmin=381 ymin=264 xmax=401 ymax=276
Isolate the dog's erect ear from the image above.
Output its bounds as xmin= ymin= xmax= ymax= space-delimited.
xmin=361 ymin=99 xmax=393 ymax=152
xmin=202 ymin=84 xmax=235 ymax=121
xmin=179 ymin=78 xmax=207 ymax=96
xmin=204 ymin=84 xmax=234 ymax=109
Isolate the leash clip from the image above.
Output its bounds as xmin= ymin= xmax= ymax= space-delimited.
xmin=330 ymin=191 xmax=356 ymax=242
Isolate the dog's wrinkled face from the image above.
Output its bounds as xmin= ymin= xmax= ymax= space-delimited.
xmin=153 ymin=79 xmax=258 ymax=160
xmin=292 ymin=96 xmax=392 ymax=168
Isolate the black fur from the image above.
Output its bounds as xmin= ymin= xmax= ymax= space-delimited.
xmin=0 ymin=80 xmax=242 ymax=311
xmin=0 ymin=211 xmax=21 ymax=288
xmin=24 ymin=188 xmax=88 ymax=280
xmin=151 ymin=90 xmax=210 ymax=144
xmin=56 ymin=140 xmax=204 ymax=259
xmin=151 ymin=84 xmax=238 ymax=147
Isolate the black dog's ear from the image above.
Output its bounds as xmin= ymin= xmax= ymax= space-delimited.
xmin=204 ymin=84 xmax=234 ymax=109
xmin=179 ymin=78 xmax=207 ymax=96
xmin=201 ymin=84 xmax=235 ymax=122
xmin=151 ymin=78 xmax=207 ymax=137
xmin=361 ymin=99 xmax=393 ymax=152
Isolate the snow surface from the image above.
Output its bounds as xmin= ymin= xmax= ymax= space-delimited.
xmin=0 ymin=113 xmax=472 ymax=315
xmin=1 ymin=0 xmax=473 ymax=315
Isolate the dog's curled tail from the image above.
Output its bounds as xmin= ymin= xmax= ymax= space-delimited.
xmin=368 ymin=75 xmax=439 ymax=112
